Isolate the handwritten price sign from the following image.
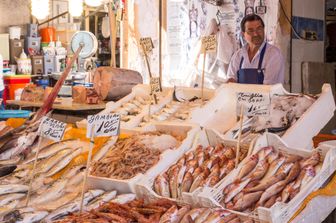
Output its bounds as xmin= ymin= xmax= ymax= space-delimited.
xmin=236 ymin=92 xmax=270 ymax=116
xmin=140 ymin=37 xmax=154 ymax=53
xmin=150 ymin=77 xmax=160 ymax=94
xmin=87 ymin=113 xmax=121 ymax=138
xmin=202 ymin=35 xmax=216 ymax=52
xmin=38 ymin=117 xmax=66 ymax=141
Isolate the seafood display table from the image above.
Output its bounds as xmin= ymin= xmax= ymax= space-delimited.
xmin=6 ymin=99 xmax=106 ymax=111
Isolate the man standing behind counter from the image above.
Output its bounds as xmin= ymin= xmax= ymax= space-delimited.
xmin=227 ymin=14 xmax=285 ymax=85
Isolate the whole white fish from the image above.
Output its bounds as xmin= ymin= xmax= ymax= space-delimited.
xmin=0 ymin=184 xmax=28 ymax=195
xmin=45 ymin=147 xmax=83 ymax=177
xmin=44 ymin=189 xmax=104 ymax=222
xmin=24 ymin=139 xmax=77 ymax=164
xmin=29 ymin=179 xmax=68 ymax=205
xmin=37 ymin=149 xmax=73 ymax=174
xmin=86 ymin=190 xmax=117 ymax=210
xmin=111 ymin=193 xmax=136 ymax=204
xmin=0 ymin=132 xmax=37 ymax=161
xmin=16 ymin=211 xmax=48 ymax=223
xmin=0 ymin=193 xmax=25 ymax=206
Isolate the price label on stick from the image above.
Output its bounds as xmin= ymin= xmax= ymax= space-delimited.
xmin=150 ymin=77 xmax=160 ymax=94
xmin=201 ymin=35 xmax=217 ymax=52
xmin=140 ymin=37 xmax=154 ymax=53
xmin=87 ymin=113 xmax=121 ymax=138
xmin=236 ymin=92 xmax=270 ymax=116
xmin=38 ymin=117 xmax=66 ymax=142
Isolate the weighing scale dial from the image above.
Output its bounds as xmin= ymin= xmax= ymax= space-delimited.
xmin=71 ymin=31 xmax=98 ymax=59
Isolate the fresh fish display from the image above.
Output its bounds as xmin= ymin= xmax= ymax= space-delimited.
xmin=229 ymin=94 xmax=317 ymax=141
xmin=153 ymin=144 xmax=248 ymax=199
xmin=114 ymin=96 xmax=151 ymax=123
xmin=52 ymin=198 xmax=247 ymax=223
xmin=220 ymin=147 xmax=322 ymax=212
xmin=139 ymin=98 xmax=207 ymax=127
xmin=0 ymin=184 xmax=28 ymax=195
xmin=91 ymin=132 xmax=181 ymax=180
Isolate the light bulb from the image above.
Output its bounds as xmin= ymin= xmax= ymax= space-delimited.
xmin=31 ymin=0 xmax=50 ymax=20
xmin=84 ymin=0 xmax=103 ymax=7
xmin=69 ymin=0 xmax=83 ymax=17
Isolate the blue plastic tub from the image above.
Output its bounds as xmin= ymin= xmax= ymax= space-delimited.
xmin=0 ymin=110 xmax=31 ymax=119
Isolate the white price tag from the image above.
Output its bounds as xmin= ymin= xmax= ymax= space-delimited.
xmin=140 ymin=37 xmax=154 ymax=53
xmin=201 ymin=35 xmax=217 ymax=52
xmin=38 ymin=117 xmax=66 ymax=141
xmin=236 ymin=92 xmax=270 ymax=116
xmin=87 ymin=113 xmax=121 ymax=138
xmin=150 ymin=77 xmax=160 ymax=94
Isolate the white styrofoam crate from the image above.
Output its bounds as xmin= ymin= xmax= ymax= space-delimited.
xmin=76 ymin=84 xmax=173 ymax=129
xmin=135 ymin=128 xmax=254 ymax=206
xmin=87 ymin=123 xmax=199 ymax=194
xmin=196 ymin=133 xmax=336 ymax=223
xmin=194 ymin=83 xmax=335 ymax=150
xmin=128 ymin=87 xmax=216 ymax=130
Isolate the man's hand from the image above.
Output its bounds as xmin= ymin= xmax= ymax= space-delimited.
xmin=227 ymin=78 xmax=237 ymax=83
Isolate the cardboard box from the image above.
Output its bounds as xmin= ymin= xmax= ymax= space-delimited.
xmin=31 ymin=55 xmax=43 ymax=75
xmin=43 ymin=55 xmax=55 ymax=74
xmin=0 ymin=34 xmax=10 ymax=60
xmin=10 ymin=39 xmax=24 ymax=64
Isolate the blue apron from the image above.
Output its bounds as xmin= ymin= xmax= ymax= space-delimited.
xmin=237 ymin=43 xmax=267 ymax=84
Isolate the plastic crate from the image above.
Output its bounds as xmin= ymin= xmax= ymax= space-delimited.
xmin=197 ymin=133 xmax=336 ymax=223
xmin=87 ymin=123 xmax=199 ymax=194
xmin=194 ymin=83 xmax=335 ymax=150
xmin=135 ymin=128 xmax=255 ymax=206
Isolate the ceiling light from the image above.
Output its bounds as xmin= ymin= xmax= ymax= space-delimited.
xmin=84 ymin=0 xmax=103 ymax=7
xmin=31 ymin=0 xmax=50 ymax=20
xmin=69 ymin=0 xmax=83 ymax=17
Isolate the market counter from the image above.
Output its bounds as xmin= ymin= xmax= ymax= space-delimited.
xmin=6 ymin=98 xmax=106 ymax=124
xmin=6 ymin=99 xmax=106 ymax=111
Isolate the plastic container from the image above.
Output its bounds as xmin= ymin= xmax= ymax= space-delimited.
xmin=197 ymin=133 xmax=336 ymax=223
xmin=9 ymin=26 xmax=21 ymax=40
xmin=3 ymin=75 xmax=31 ymax=101
xmin=39 ymin=27 xmax=56 ymax=43
xmin=0 ymin=110 xmax=31 ymax=119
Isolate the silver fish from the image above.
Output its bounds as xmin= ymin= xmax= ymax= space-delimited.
xmin=111 ymin=193 xmax=136 ymax=204
xmin=86 ymin=190 xmax=117 ymax=210
xmin=0 ymin=193 xmax=25 ymax=206
xmin=24 ymin=139 xmax=80 ymax=164
xmin=37 ymin=149 xmax=73 ymax=174
xmin=16 ymin=211 xmax=48 ymax=223
xmin=0 ymin=184 xmax=28 ymax=195
xmin=29 ymin=179 xmax=68 ymax=205
xmin=0 ymin=132 xmax=37 ymax=161
xmin=224 ymin=179 xmax=250 ymax=203
xmin=45 ymin=147 xmax=83 ymax=177
xmin=44 ymin=189 xmax=104 ymax=222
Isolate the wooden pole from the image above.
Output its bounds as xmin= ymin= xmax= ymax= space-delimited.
xmin=201 ymin=48 xmax=206 ymax=101
xmin=25 ymin=136 xmax=43 ymax=206
xmin=235 ymin=106 xmax=244 ymax=168
xmin=79 ymin=125 xmax=95 ymax=213
xmin=108 ymin=1 xmax=117 ymax=67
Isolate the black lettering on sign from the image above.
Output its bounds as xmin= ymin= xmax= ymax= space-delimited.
xmin=236 ymin=92 xmax=270 ymax=116
xmin=202 ymin=35 xmax=216 ymax=52
xmin=140 ymin=37 xmax=154 ymax=53
xmin=87 ymin=113 xmax=121 ymax=138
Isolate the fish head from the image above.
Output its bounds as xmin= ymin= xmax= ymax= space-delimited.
xmin=304 ymin=165 xmax=316 ymax=177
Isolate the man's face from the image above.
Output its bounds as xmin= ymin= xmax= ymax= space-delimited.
xmin=243 ymin=20 xmax=265 ymax=47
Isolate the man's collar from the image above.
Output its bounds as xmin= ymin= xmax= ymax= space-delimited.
xmin=243 ymin=41 xmax=267 ymax=53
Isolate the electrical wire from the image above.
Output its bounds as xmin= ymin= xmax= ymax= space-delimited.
xmin=279 ymin=0 xmax=317 ymax=41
